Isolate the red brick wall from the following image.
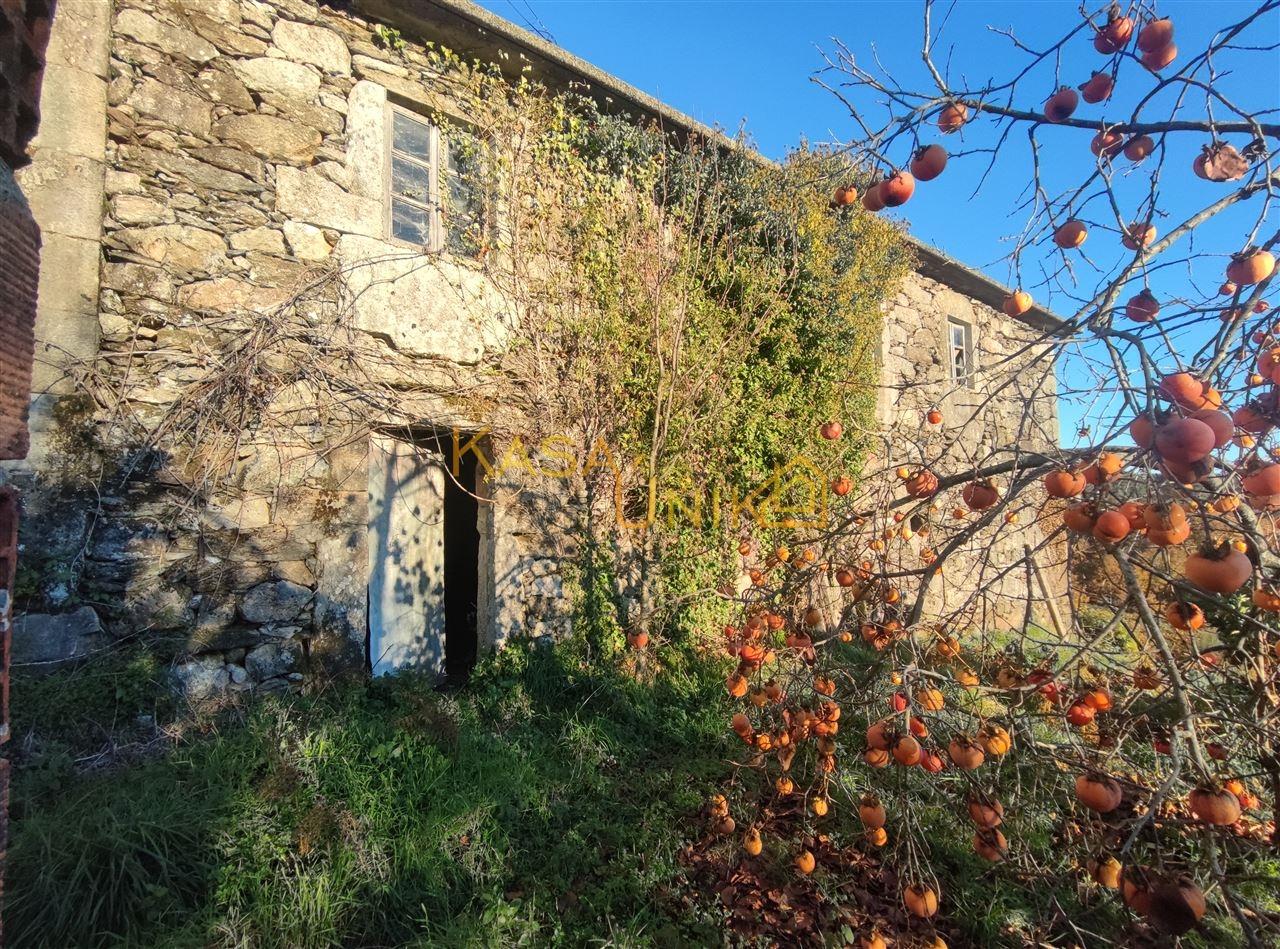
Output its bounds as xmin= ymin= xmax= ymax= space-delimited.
xmin=0 ymin=0 xmax=54 ymax=460
xmin=0 ymin=182 xmax=39 ymax=462
xmin=1 ymin=0 xmax=55 ymax=458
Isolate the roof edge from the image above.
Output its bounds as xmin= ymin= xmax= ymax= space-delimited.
xmin=351 ymin=0 xmax=1065 ymax=332
xmin=354 ymin=0 xmax=731 ymax=144
xmin=906 ymin=237 xmax=1063 ymax=332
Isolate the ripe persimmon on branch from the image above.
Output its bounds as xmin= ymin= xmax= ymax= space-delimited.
xmin=701 ymin=2 xmax=1280 ymax=946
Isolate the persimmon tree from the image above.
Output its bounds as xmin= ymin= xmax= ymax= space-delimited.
xmin=704 ymin=2 xmax=1280 ymax=945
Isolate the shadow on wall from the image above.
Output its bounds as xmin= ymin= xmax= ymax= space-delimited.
xmin=4 ymin=314 xmax=612 ymax=709
xmin=2 ymin=429 xmax=368 ymax=702
xmin=5 ymin=420 xmax=507 ymax=706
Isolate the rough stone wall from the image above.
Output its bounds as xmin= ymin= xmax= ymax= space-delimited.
xmin=875 ymin=270 xmax=1066 ymax=631
xmin=8 ymin=0 xmax=578 ymax=700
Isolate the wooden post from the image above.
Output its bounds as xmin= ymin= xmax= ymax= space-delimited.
xmin=1026 ymin=544 xmax=1068 ymax=640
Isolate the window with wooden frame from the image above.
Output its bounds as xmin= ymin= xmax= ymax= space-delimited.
xmin=388 ymin=106 xmax=488 ymax=258
xmin=947 ymin=317 xmax=974 ymax=384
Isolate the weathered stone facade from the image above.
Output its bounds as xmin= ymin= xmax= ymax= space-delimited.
xmin=4 ymin=0 xmax=584 ymax=700
xmin=6 ymin=0 xmax=1062 ymax=698
xmin=875 ymin=267 xmax=1064 ymax=629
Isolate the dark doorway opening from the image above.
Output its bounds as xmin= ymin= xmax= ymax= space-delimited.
xmin=439 ymin=432 xmax=479 ymax=683
xmin=366 ymin=427 xmax=482 ymax=684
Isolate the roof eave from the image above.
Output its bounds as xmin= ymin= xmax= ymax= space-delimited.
xmin=906 ymin=237 xmax=1065 ymax=334
xmin=352 ymin=0 xmax=735 ymax=148
xmin=350 ymin=0 xmax=1066 ymax=334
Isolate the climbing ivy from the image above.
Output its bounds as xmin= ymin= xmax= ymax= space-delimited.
xmin=411 ymin=49 xmax=912 ymax=641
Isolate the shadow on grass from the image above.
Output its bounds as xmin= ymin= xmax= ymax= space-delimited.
xmin=7 ymin=637 xmax=731 ymax=948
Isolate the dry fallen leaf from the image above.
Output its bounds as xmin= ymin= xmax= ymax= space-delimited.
xmin=1201 ymin=143 xmax=1249 ymax=182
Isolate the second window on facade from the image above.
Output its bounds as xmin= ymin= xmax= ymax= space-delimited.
xmin=948 ymin=318 xmax=973 ymax=384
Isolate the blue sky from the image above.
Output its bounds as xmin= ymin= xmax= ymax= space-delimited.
xmin=477 ymin=1 xmax=1280 ymax=444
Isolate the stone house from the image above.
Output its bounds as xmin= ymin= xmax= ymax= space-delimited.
xmin=6 ymin=0 xmax=1064 ymax=699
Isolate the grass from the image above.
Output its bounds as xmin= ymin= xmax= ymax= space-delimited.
xmin=9 ymin=633 xmax=1278 ymax=947
xmin=11 ymin=643 xmax=173 ymax=752
xmin=8 ymin=639 xmax=729 ymax=948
